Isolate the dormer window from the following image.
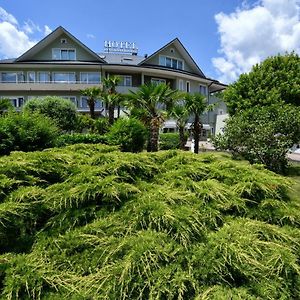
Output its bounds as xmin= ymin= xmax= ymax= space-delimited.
xmin=159 ymin=55 xmax=183 ymax=70
xmin=52 ymin=48 xmax=76 ymax=60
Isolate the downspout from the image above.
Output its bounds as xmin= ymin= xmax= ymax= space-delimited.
xmin=207 ymin=81 xmax=214 ymax=132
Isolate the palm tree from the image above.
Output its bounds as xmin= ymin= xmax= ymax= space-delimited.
xmin=184 ymin=92 xmax=209 ymax=154
xmin=80 ymin=87 xmax=101 ymax=119
xmin=169 ymin=104 xmax=190 ymax=150
xmin=102 ymin=75 xmax=121 ymax=125
xmin=127 ymin=83 xmax=181 ymax=152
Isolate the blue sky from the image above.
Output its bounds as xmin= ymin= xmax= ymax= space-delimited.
xmin=0 ymin=0 xmax=299 ymax=83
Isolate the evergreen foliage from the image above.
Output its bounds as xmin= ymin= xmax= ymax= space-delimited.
xmin=0 ymin=144 xmax=299 ymax=299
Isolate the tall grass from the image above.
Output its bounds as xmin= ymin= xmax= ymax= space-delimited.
xmin=0 ymin=145 xmax=300 ymax=299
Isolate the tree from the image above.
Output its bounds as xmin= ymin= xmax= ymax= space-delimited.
xmin=213 ymin=104 xmax=300 ymax=173
xmin=184 ymin=92 xmax=209 ymax=154
xmin=0 ymin=98 xmax=13 ymax=114
xmin=223 ymin=52 xmax=300 ymax=115
xmin=169 ymin=104 xmax=189 ymax=150
xmin=23 ymin=96 xmax=77 ymax=131
xmin=102 ymin=75 xmax=121 ymax=125
xmin=127 ymin=83 xmax=180 ymax=152
xmin=80 ymin=87 xmax=101 ymax=119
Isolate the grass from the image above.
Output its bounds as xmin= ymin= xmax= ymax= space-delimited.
xmin=0 ymin=144 xmax=300 ymax=299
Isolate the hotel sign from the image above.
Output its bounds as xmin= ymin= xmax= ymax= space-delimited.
xmin=104 ymin=40 xmax=138 ymax=54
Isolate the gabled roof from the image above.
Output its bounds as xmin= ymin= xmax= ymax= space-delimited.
xmin=139 ymin=38 xmax=205 ymax=78
xmin=15 ymin=26 xmax=106 ymax=63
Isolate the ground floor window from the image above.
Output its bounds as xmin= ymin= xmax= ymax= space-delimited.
xmin=151 ymin=78 xmax=166 ymax=85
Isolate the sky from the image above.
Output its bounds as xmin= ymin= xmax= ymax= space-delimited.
xmin=0 ymin=0 xmax=299 ymax=83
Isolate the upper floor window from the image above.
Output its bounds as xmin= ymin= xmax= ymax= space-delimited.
xmin=80 ymin=72 xmax=101 ymax=84
xmin=53 ymin=72 xmax=76 ymax=83
xmin=159 ymin=56 xmax=183 ymax=70
xmin=52 ymin=48 xmax=76 ymax=60
xmin=37 ymin=72 xmax=50 ymax=83
xmin=1 ymin=72 xmax=23 ymax=83
xmin=118 ymin=75 xmax=132 ymax=86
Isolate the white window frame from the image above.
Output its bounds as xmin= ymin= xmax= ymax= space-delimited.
xmin=1 ymin=96 xmax=24 ymax=108
xmin=1 ymin=71 xmax=24 ymax=83
xmin=52 ymin=48 xmax=76 ymax=60
xmin=80 ymin=96 xmax=103 ymax=109
xmin=52 ymin=72 xmax=76 ymax=83
xmin=37 ymin=72 xmax=51 ymax=83
xmin=151 ymin=78 xmax=166 ymax=85
xmin=178 ymin=79 xmax=184 ymax=91
xmin=117 ymin=75 xmax=132 ymax=87
xmin=159 ymin=55 xmax=184 ymax=70
xmin=27 ymin=71 xmax=36 ymax=83
xmin=80 ymin=72 xmax=101 ymax=84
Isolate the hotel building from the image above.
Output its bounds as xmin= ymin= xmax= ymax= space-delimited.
xmin=0 ymin=26 xmax=227 ymax=137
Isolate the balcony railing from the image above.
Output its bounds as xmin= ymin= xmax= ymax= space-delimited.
xmin=0 ymin=81 xmax=103 ymax=91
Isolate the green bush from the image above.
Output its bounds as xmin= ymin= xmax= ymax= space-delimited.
xmin=107 ymin=118 xmax=147 ymax=152
xmin=0 ymin=112 xmax=59 ymax=155
xmin=0 ymin=146 xmax=299 ymax=299
xmin=93 ymin=117 xmax=110 ymax=135
xmin=23 ymin=96 xmax=78 ymax=131
xmin=56 ymin=133 xmax=107 ymax=147
xmin=159 ymin=132 xmax=181 ymax=150
xmin=213 ymin=104 xmax=300 ymax=173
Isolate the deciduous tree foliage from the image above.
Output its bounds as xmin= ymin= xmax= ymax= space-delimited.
xmin=23 ymin=96 xmax=78 ymax=131
xmin=214 ymin=104 xmax=300 ymax=173
xmin=223 ymin=52 xmax=300 ymax=115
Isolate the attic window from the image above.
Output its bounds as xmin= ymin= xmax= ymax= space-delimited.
xmin=52 ymin=48 xmax=76 ymax=60
xmin=159 ymin=55 xmax=183 ymax=70
xmin=61 ymin=39 xmax=67 ymax=44
xmin=170 ymin=48 xmax=175 ymax=53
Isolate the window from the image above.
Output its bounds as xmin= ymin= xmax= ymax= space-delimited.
xmin=61 ymin=96 xmax=78 ymax=107
xmin=178 ymin=79 xmax=184 ymax=91
xmin=80 ymin=72 xmax=101 ymax=84
xmin=118 ymin=75 xmax=132 ymax=86
xmin=186 ymin=81 xmax=190 ymax=93
xmin=1 ymin=72 xmax=23 ymax=83
xmin=2 ymin=96 xmax=24 ymax=107
xmin=53 ymin=72 xmax=76 ymax=83
xmin=159 ymin=55 xmax=184 ymax=70
xmin=37 ymin=72 xmax=50 ymax=83
xmin=52 ymin=48 xmax=76 ymax=60
xmin=80 ymin=97 xmax=103 ymax=109
xmin=151 ymin=78 xmax=166 ymax=85
xmin=27 ymin=71 xmax=35 ymax=83
xmin=199 ymin=85 xmax=207 ymax=95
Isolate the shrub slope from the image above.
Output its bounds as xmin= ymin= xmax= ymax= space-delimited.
xmin=0 ymin=144 xmax=300 ymax=299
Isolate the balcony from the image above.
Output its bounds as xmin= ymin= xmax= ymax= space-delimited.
xmin=0 ymin=81 xmax=102 ymax=92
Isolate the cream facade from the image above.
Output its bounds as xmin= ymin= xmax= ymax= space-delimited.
xmin=0 ymin=26 xmax=226 ymax=136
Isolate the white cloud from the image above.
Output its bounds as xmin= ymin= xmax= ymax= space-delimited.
xmin=87 ymin=33 xmax=95 ymax=39
xmin=0 ymin=21 xmax=36 ymax=58
xmin=0 ymin=7 xmax=52 ymax=58
xmin=44 ymin=25 xmax=52 ymax=36
xmin=0 ymin=7 xmax=18 ymax=25
xmin=212 ymin=0 xmax=300 ymax=83
xmin=23 ymin=20 xmax=41 ymax=35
